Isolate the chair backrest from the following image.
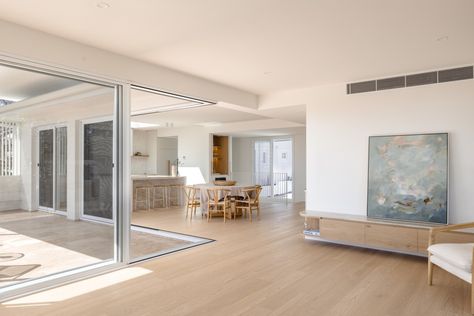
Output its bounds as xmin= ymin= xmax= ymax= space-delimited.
xmin=242 ymin=186 xmax=262 ymax=203
xmin=206 ymin=187 xmax=230 ymax=204
xmin=184 ymin=185 xmax=199 ymax=201
xmin=254 ymin=186 xmax=262 ymax=203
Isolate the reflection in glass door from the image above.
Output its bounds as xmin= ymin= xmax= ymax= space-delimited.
xmin=38 ymin=126 xmax=68 ymax=212
xmin=272 ymin=138 xmax=293 ymax=199
xmin=83 ymin=120 xmax=113 ymax=220
xmin=39 ymin=129 xmax=54 ymax=209
xmin=254 ymin=140 xmax=272 ymax=198
xmin=55 ymin=126 xmax=68 ymax=212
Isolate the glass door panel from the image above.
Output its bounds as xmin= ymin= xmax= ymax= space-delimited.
xmin=0 ymin=61 xmax=118 ymax=295
xmin=55 ymin=126 xmax=68 ymax=212
xmin=272 ymin=138 xmax=293 ymax=199
xmin=254 ymin=140 xmax=272 ymax=198
xmin=83 ymin=121 xmax=114 ymax=220
xmin=39 ymin=129 xmax=54 ymax=209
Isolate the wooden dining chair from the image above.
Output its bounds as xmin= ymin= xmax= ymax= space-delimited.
xmin=235 ymin=186 xmax=262 ymax=222
xmin=184 ymin=185 xmax=200 ymax=220
xmin=206 ymin=188 xmax=232 ymax=222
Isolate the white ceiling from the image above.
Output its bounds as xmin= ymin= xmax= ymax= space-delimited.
xmin=0 ymin=1 xmax=472 ymax=94
xmin=258 ymin=105 xmax=305 ymax=124
xmin=0 ymin=65 xmax=80 ymax=101
xmin=131 ymin=104 xmax=267 ymax=128
xmin=219 ymin=126 xmax=306 ymax=138
xmin=130 ymin=88 xmax=208 ymax=114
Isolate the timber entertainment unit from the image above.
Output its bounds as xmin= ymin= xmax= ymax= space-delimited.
xmin=300 ymin=211 xmax=474 ymax=257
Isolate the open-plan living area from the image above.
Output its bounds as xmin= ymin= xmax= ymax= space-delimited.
xmin=0 ymin=1 xmax=473 ymax=315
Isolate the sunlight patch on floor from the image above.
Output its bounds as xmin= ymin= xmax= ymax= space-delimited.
xmin=3 ymin=267 xmax=152 ymax=307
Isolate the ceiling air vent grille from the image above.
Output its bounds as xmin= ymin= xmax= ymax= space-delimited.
xmin=406 ymin=71 xmax=437 ymax=87
xmin=377 ymin=76 xmax=405 ymax=90
xmin=347 ymin=65 xmax=473 ymax=94
xmin=348 ymin=80 xmax=376 ymax=94
xmin=438 ymin=66 xmax=473 ymax=83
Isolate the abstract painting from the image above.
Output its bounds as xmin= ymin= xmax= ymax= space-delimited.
xmin=367 ymin=133 xmax=448 ymax=224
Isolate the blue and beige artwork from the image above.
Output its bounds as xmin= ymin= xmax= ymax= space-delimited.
xmin=367 ymin=133 xmax=448 ymax=224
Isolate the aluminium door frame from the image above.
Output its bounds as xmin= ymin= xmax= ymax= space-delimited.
xmin=0 ymin=54 xmax=130 ymax=301
xmin=35 ymin=123 xmax=68 ymax=216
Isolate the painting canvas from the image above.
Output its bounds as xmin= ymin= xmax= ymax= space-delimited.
xmin=367 ymin=133 xmax=448 ymax=224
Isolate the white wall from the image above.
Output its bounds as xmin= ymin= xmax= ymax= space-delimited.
xmin=292 ymin=79 xmax=474 ymax=224
xmin=0 ymin=176 xmax=23 ymax=211
xmin=293 ymin=133 xmax=306 ymax=202
xmin=157 ymin=126 xmax=211 ymax=182
xmin=20 ymin=122 xmax=34 ymax=211
xmin=231 ymin=137 xmax=253 ymax=185
xmin=156 ymin=137 xmax=178 ymax=175
xmin=131 ymin=129 xmax=149 ymax=175
xmin=131 ymin=130 xmax=177 ymax=175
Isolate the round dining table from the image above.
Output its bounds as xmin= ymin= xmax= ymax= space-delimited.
xmin=196 ymin=183 xmax=255 ymax=212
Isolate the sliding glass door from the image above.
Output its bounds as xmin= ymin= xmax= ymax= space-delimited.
xmin=0 ymin=60 xmax=120 ymax=299
xmin=254 ymin=140 xmax=272 ymax=198
xmin=272 ymin=138 xmax=293 ymax=199
xmin=83 ymin=120 xmax=114 ymax=221
xmin=38 ymin=126 xmax=67 ymax=212
xmin=253 ymin=137 xmax=293 ymax=199
xmin=38 ymin=129 xmax=54 ymax=209
xmin=55 ymin=126 xmax=68 ymax=212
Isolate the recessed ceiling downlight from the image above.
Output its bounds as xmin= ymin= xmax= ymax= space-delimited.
xmin=436 ymin=35 xmax=449 ymax=42
xmin=96 ymin=2 xmax=111 ymax=9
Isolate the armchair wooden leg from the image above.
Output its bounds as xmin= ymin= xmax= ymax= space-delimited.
xmin=471 ymin=249 xmax=474 ymax=314
xmin=428 ymin=256 xmax=433 ymax=286
xmin=471 ymin=283 xmax=474 ymax=315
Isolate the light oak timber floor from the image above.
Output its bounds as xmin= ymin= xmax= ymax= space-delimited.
xmin=0 ymin=210 xmax=196 ymax=286
xmin=1 ymin=201 xmax=471 ymax=316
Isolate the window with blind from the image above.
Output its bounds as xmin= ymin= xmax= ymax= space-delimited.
xmin=0 ymin=120 xmax=20 ymax=176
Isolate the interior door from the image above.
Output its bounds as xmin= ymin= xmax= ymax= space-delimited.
xmin=38 ymin=129 xmax=54 ymax=209
xmin=83 ymin=120 xmax=114 ymax=220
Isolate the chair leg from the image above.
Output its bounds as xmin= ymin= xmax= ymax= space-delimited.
xmin=428 ymin=255 xmax=433 ymax=286
xmin=471 ymin=282 xmax=474 ymax=315
xmin=471 ymin=250 xmax=474 ymax=315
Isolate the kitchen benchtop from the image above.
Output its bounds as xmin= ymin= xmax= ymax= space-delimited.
xmin=131 ymin=175 xmax=186 ymax=180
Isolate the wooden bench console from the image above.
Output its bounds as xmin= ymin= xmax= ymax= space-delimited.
xmin=301 ymin=211 xmax=474 ymax=257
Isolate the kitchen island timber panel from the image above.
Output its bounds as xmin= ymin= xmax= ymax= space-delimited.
xmin=132 ymin=175 xmax=186 ymax=211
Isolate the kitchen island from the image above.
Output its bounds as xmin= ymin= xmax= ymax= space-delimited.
xmin=132 ymin=175 xmax=186 ymax=211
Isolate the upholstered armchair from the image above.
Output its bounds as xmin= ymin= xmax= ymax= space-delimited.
xmin=428 ymin=222 xmax=474 ymax=314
